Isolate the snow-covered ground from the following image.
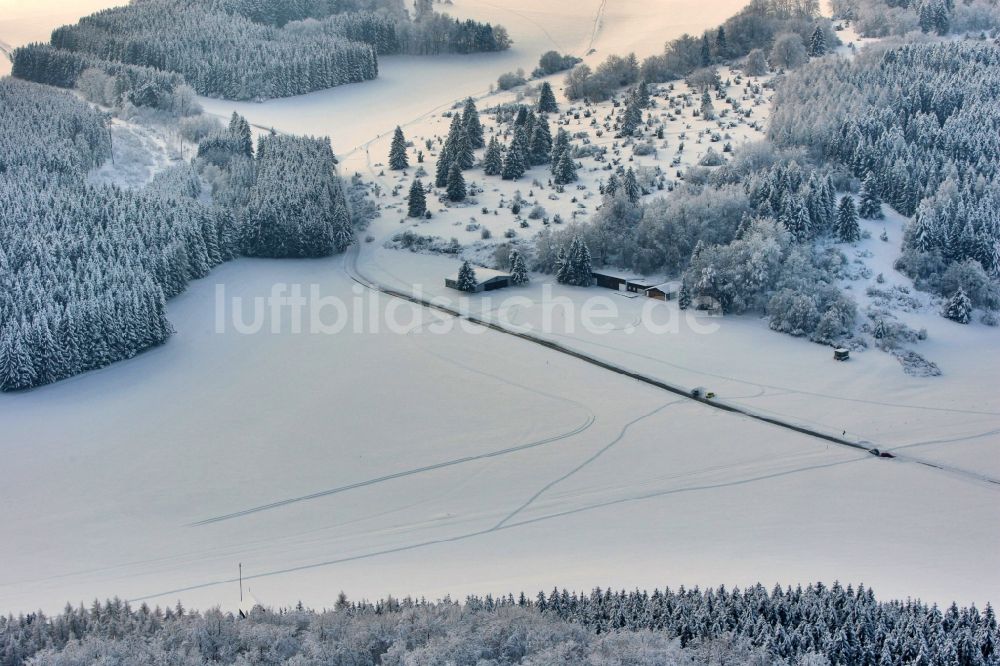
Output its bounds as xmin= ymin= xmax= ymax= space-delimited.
xmin=1 ymin=0 xmax=999 ymax=618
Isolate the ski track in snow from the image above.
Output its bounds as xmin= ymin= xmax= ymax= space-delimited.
xmin=493 ymin=399 xmax=682 ymax=529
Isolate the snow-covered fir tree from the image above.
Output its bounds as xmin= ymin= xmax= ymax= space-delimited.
xmin=483 ymin=137 xmax=503 ymax=176
xmin=509 ymin=250 xmax=529 ymax=285
xmin=456 ymin=260 xmax=477 ymax=291
xmin=943 ymin=288 xmax=972 ymax=323
xmin=407 ymin=179 xmax=427 ymax=217
xmin=858 ymin=173 xmax=884 ymax=220
xmin=462 ymin=97 xmax=484 ymax=149
xmin=537 ymin=81 xmax=559 ymax=113
xmin=835 ymin=196 xmax=860 ymax=243
xmin=808 ymin=25 xmax=827 ymax=57
xmin=389 ymin=126 xmax=409 ymax=170
xmin=446 ymin=162 xmax=467 ymax=201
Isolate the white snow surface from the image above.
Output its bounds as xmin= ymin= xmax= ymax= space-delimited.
xmin=1 ymin=0 xmax=999 ymax=617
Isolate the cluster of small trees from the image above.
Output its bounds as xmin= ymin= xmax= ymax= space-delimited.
xmin=430 ymin=99 xmax=484 ymax=202
xmin=1 ymin=584 xmax=996 ymax=665
xmin=0 ymin=80 xmax=232 ymax=391
xmin=770 ymin=41 xmax=1000 ymax=309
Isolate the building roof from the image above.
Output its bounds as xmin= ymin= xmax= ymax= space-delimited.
xmin=446 ymin=266 xmax=512 ymax=285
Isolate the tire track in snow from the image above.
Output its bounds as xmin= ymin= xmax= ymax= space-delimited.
xmin=129 ymin=455 xmax=865 ymax=604
xmin=494 ymin=400 xmax=681 ymax=529
xmin=189 ymin=411 xmax=595 ymax=527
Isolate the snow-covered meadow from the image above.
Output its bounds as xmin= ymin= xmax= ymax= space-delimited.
xmin=1 ymin=0 xmax=999 ymax=619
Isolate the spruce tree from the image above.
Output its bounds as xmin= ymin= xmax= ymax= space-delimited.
xmin=529 ymin=119 xmax=553 ymax=165
xmin=501 ymin=141 xmax=526 ymax=180
xmin=456 ymin=260 xmax=477 ymax=292
xmin=836 ymin=196 xmax=861 ymax=242
xmin=0 ymin=329 xmax=37 ymax=391
xmin=454 ymin=127 xmax=474 ymax=170
xmin=408 ymin=179 xmax=427 ymax=217
xmin=509 ymin=249 xmax=529 ymax=285
xmin=389 ymin=126 xmax=409 ymax=170
xmin=621 ymin=98 xmax=642 ymax=136
xmin=537 ymin=81 xmax=559 ymax=113
xmin=554 ymin=150 xmax=577 ymax=185
xmin=483 ymin=137 xmax=503 ymax=176
xmin=716 ymin=26 xmax=728 ymax=58
xmin=623 ymin=168 xmax=641 ymax=204
xmin=514 ymin=125 xmax=532 ymax=169
xmin=550 ymin=127 xmax=570 ymax=165
xmin=809 ymin=25 xmax=827 ymax=57
xmin=700 ymin=91 xmax=715 ymax=120
xmin=462 ymin=97 xmax=485 ymax=148
xmin=435 ymin=147 xmax=452 ymax=187
xmin=604 ymin=173 xmax=620 ymax=197
xmin=943 ymin=288 xmax=972 ymax=323
xmin=858 ymin=174 xmax=884 ymax=219
xmin=229 ymin=112 xmax=253 ymax=158
xmin=559 ymin=236 xmax=592 ymax=286
xmin=679 ymin=284 xmax=692 ymax=310
xmin=446 ymin=162 xmax=466 ymax=201
xmin=700 ymin=34 xmax=711 ymax=67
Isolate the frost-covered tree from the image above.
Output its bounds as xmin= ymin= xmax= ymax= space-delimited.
xmin=456 ymin=260 xmax=477 ymax=291
xmin=529 ymin=119 xmax=553 ymax=166
xmin=858 ymin=173 xmax=884 ymax=220
xmin=943 ymin=288 xmax=972 ymax=323
xmin=554 ymin=151 xmax=577 ymax=185
xmin=809 ymin=25 xmax=827 ymax=57
xmin=537 ymin=81 xmax=559 ymax=113
xmin=483 ymin=136 xmax=503 ymax=176
xmin=623 ymin=167 xmax=641 ymax=204
xmin=408 ymin=179 xmax=427 ymax=217
xmin=700 ymin=91 xmax=716 ymax=120
xmin=501 ymin=140 xmax=526 ymax=181
xmin=836 ymin=196 xmax=860 ymax=242
xmin=557 ymin=237 xmax=593 ymax=286
xmin=509 ymin=250 xmax=529 ymax=285
xmin=462 ymin=97 xmax=485 ymax=149
xmin=228 ymin=112 xmax=253 ymax=157
xmin=389 ymin=126 xmax=409 ymax=170
xmin=446 ymin=162 xmax=466 ymax=201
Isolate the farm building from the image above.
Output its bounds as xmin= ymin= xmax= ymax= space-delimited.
xmin=445 ymin=267 xmax=512 ymax=293
xmin=592 ymin=271 xmax=679 ymax=301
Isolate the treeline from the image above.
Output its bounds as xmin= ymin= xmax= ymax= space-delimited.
xmin=563 ymin=0 xmax=837 ymax=100
xmin=770 ymin=40 xmax=1000 ymax=304
xmin=833 ymin=0 xmax=1000 ymax=37
xmin=0 ymin=79 xmax=231 ymax=391
xmin=46 ymin=0 xmax=378 ymax=101
xmin=0 ymin=80 xmax=356 ymax=391
xmin=1 ymin=583 xmax=996 ymax=665
xmin=11 ymin=43 xmax=197 ymax=114
xmin=16 ymin=0 xmax=508 ymax=101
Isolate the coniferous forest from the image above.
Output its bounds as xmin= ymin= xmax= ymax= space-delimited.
xmin=0 ymin=79 xmax=226 ymax=392
xmin=770 ymin=40 xmax=1000 ymax=304
xmin=0 ymin=80 xmax=355 ymax=391
xmin=1 ymin=584 xmax=997 ymax=665
xmin=13 ymin=0 xmax=509 ymax=101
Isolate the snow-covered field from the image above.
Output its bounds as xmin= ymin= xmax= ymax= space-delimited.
xmin=1 ymin=0 xmax=999 ymax=617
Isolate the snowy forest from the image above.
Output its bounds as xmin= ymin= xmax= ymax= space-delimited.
xmin=832 ymin=0 xmax=1000 ymax=37
xmin=0 ymin=80 xmax=354 ymax=391
xmin=2 ymin=584 xmax=997 ymax=665
xmin=12 ymin=0 xmax=509 ymax=101
xmin=770 ymin=40 xmax=1000 ymax=308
